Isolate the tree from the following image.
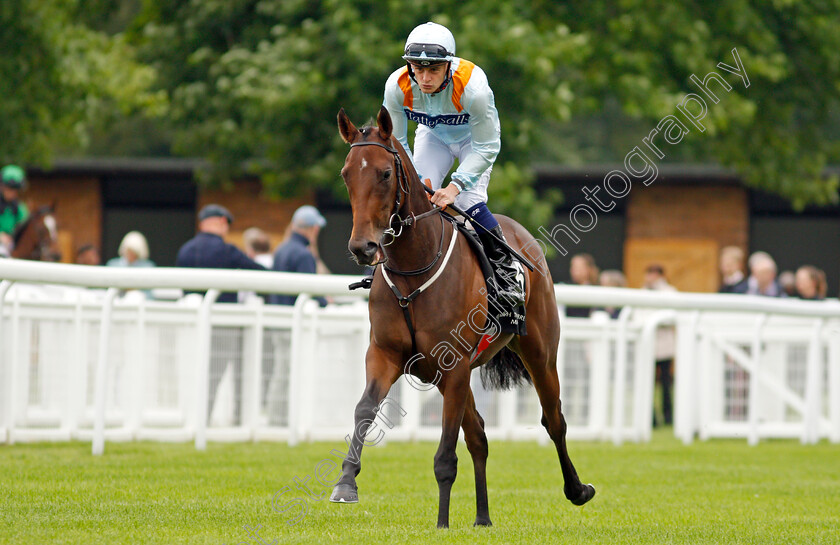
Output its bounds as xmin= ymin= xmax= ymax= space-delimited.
xmin=130 ymin=0 xmax=578 ymax=228
xmin=546 ymin=0 xmax=840 ymax=209
xmin=0 ymin=0 xmax=163 ymax=166
xmin=131 ymin=0 xmax=840 ymax=213
xmin=11 ymin=1 xmax=837 ymax=214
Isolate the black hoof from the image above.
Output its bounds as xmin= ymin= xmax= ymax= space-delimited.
xmin=474 ymin=518 xmax=493 ymax=527
xmin=569 ymin=483 xmax=596 ymax=506
xmin=329 ymin=483 xmax=359 ymax=503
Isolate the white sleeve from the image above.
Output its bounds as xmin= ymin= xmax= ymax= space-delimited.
xmin=451 ymin=77 xmax=500 ymax=191
xmin=383 ymin=72 xmax=414 ymax=163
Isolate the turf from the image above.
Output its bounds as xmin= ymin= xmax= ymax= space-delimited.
xmin=1 ymin=430 xmax=838 ymax=544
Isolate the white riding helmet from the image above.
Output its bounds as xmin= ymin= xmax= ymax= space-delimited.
xmin=402 ymin=22 xmax=456 ymax=66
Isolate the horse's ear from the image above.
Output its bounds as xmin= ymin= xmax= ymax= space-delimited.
xmin=337 ymin=108 xmax=359 ymax=144
xmin=377 ymin=106 xmax=393 ymax=141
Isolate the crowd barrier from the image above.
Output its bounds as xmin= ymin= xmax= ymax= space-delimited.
xmin=1 ymin=259 xmax=838 ymax=455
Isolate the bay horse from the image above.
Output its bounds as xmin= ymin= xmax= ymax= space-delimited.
xmin=330 ymin=106 xmax=594 ymax=528
xmin=10 ymin=205 xmax=61 ymax=261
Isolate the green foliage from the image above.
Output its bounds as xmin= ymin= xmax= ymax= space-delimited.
xmin=0 ymin=0 xmax=163 ymax=165
xmin=487 ymin=161 xmax=562 ymax=234
xmin=552 ymin=0 xmax=840 ymax=208
xmin=3 ymin=0 xmax=840 ymax=210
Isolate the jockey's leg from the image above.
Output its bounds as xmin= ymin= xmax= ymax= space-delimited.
xmin=465 ymin=201 xmax=525 ymax=305
xmin=412 ymin=126 xmax=454 ymax=190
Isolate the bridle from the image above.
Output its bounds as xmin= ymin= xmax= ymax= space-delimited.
xmin=349 ymin=139 xmax=460 ymax=357
xmin=349 ymin=140 xmax=443 ymax=272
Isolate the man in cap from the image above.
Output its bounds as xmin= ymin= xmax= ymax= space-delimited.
xmin=0 ymin=165 xmax=29 ymax=255
xmin=177 ymin=203 xmax=268 ymax=426
xmin=269 ymin=205 xmax=329 ymax=306
xmin=176 ymin=203 xmax=266 ymax=303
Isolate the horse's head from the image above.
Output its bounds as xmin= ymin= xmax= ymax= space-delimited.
xmin=12 ymin=205 xmax=61 ymax=261
xmin=338 ymin=106 xmax=408 ymax=266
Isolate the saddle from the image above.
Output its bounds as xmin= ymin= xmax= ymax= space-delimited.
xmin=447 ymin=215 xmax=526 ymax=336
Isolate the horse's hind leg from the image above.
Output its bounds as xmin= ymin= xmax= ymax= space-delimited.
xmin=514 ymin=333 xmax=596 ymax=506
xmin=461 ymin=388 xmax=491 ymax=526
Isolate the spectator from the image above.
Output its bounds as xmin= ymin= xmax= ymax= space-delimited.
xmin=565 ymin=253 xmax=599 ymax=318
xmin=778 ymin=270 xmax=796 ymax=298
xmin=242 ymin=227 xmax=274 ymax=269
xmin=599 ymin=269 xmax=626 ymax=319
xmin=176 ymin=204 xmax=267 ymax=427
xmin=643 ymin=263 xmax=677 ymax=427
xmin=106 ymin=231 xmax=155 ymax=268
xmin=745 ymin=251 xmax=785 ymax=297
xmin=239 ymin=227 xmax=274 ymax=303
xmin=269 ymin=205 xmax=329 ymax=306
xmin=75 ymin=244 xmax=101 ymax=266
xmin=0 ymin=165 xmax=29 ymax=256
xmin=176 ymin=204 xmax=267 ymax=302
xmin=719 ymin=246 xmax=748 ymax=293
xmin=795 ymin=265 xmax=827 ymax=300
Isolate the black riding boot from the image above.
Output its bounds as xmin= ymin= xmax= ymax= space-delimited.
xmin=479 ymin=225 xmax=525 ymax=305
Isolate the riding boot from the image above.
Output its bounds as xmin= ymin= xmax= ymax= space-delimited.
xmin=479 ymin=225 xmax=525 ymax=305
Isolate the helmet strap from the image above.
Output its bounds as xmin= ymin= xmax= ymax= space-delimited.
xmin=435 ymin=62 xmax=453 ymax=94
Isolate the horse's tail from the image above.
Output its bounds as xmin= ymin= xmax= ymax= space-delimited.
xmin=480 ymin=346 xmax=532 ymax=390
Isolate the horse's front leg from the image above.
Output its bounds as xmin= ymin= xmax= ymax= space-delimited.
xmin=461 ymin=388 xmax=491 ymax=526
xmin=434 ymin=366 xmax=471 ymax=528
xmin=330 ymin=345 xmax=401 ymax=503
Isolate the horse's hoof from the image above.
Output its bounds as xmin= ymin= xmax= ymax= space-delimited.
xmin=329 ymin=483 xmax=359 ymax=503
xmin=570 ymin=483 xmax=596 ymax=506
xmin=474 ymin=518 xmax=493 ymax=527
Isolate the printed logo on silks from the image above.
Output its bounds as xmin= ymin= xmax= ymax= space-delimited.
xmin=404 ymin=109 xmax=470 ymax=129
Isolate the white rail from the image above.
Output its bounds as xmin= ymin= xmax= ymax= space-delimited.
xmin=2 ymin=259 xmax=839 ymax=454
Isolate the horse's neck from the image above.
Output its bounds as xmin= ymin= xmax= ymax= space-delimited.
xmin=11 ymin=231 xmax=36 ymax=259
xmin=10 ymin=215 xmax=41 ymax=259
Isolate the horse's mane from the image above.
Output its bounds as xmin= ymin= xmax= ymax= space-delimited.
xmin=12 ymin=206 xmax=51 ymax=246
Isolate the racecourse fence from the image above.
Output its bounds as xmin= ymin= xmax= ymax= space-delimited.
xmin=1 ymin=259 xmax=839 ymax=455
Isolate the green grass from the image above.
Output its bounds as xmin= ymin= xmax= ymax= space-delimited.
xmin=1 ymin=431 xmax=838 ymax=544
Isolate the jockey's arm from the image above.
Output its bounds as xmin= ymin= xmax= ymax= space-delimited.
xmin=450 ymin=85 xmax=501 ymax=193
xmin=383 ymin=76 xmax=415 ymax=163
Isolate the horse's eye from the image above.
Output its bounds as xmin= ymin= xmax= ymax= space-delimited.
xmin=382 ymin=169 xmax=392 ymax=181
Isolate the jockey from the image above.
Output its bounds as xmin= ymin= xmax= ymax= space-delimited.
xmin=0 ymin=165 xmax=29 ymax=256
xmin=383 ymin=21 xmax=525 ymax=304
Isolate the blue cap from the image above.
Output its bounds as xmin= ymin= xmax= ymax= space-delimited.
xmin=198 ymin=204 xmax=234 ymax=223
xmin=292 ymin=205 xmax=326 ymax=228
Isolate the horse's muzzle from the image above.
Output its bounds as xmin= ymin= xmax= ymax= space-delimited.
xmin=348 ymin=239 xmax=379 ymax=265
